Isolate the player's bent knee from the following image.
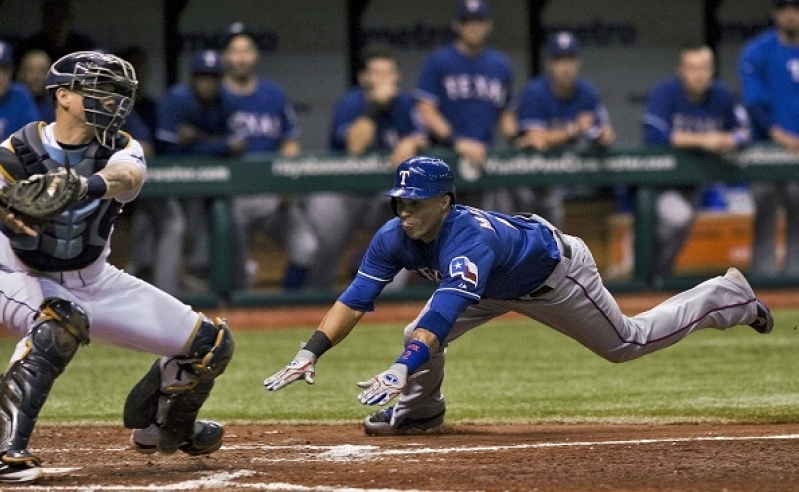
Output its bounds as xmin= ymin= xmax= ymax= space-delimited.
xmin=30 ymin=298 xmax=91 ymax=364
xmin=183 ymin=316 xmax=235 ymax=383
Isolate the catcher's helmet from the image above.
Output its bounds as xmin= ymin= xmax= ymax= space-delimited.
xmin=46 ymin=51 xmax=138 ymax=148
xmin=385 ymin=156 xmax=455 ymax=215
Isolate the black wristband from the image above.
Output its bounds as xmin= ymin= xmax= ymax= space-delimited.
xmin=304 ymin=330 xmax=333 ymax=358
xmin=86 ymin=174 xmax=108 ymax=199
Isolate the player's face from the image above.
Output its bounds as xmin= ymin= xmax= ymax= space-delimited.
xmin=548 ymin=57 xmax=580 ymax=88
xmin=17 ymin=51 xmax=51 ymax=98
xmin=224 ymin=36 xmax=259 ymax=80
xmin=774 ymin=4 xmax=799 ymax=38
xmin=455 ymin=19 xmax=492 ymax=50
xmin=362 ymin=58 xmax=399 ymax=90
xmin=394 ymin=195 xmax=451 ymax=243
xmin=678 ymin=48 xmax=714 ymax=97
xmin=192 ymin=74 xmax=222 ymax=102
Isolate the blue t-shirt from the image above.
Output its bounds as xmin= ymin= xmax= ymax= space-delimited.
xmin=156 ymin=83 xmax=233 ymax=156
xmin=224 ymin=78 xmax=299 ymax=153
xmin=0 ymin=83 xmax=40 ymax=140
xmin=414 ymin=43 xmax=513 ymax=145
xmin=516 ymin=76 xmax=610 ymax=133
xmin=339 ymin=205 xmax=560 ymax=320
xmin=643 ymin=77 xmax=748 ymax=145
xmin=329 ymin=87 xmax=423 ymax=152
xmin=739 ymin=29 xmax=799 ymax=139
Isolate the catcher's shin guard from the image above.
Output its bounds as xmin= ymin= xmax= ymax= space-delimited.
xmin=123 ymin=316 xmax=234 ymax=453
xmin=0 ymin=299 xmax=89 ymax=457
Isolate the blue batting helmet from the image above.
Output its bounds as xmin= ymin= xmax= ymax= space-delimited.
xmin=385 ymin=156 xmax=455 ymax=200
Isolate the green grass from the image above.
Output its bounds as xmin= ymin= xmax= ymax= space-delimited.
xmin=21 ymin=308 xmax=799 ymax=425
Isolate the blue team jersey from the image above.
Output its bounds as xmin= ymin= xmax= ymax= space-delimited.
xmin=156 ymin=84 xmax=233 ymax=156
xmin=414 ymin=43 xmax=513 ymax=144
xmin=224 ymin=78 xmax=299 ymax=153
xmin=339 ymin=205 xmax=560 ymax=313
xmin=0 ymin=83 xmax=40 ymax=140
xmin=643 ymin=77 xmax=748 ymax=145
xmin=329 ymin=87 xmax=423 ymax=152
xmin=516 ymin=76 xmax=609 ymax=131
xmin=122 ymin=109 xmax=153 ymax=147
xmin=739 ymin=29 xmax=799 ymax=137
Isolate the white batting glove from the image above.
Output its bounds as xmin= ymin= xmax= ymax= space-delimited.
xmin=264 ymin=349 xmax=316 ymax=391
xmin=356 ymin=363 xmax=408 ymax=406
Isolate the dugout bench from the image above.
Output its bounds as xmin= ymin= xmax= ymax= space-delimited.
xmin=137 ymin=145 xmax=799 ymax=307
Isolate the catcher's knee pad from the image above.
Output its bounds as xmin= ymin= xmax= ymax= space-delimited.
xmin=123 ymin=317 xmax=234 ymax=443
xmin=0 ymin=298 xmax=89 ymax=455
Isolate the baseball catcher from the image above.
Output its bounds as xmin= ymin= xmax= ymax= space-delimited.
xmin=0 ymin=51 xmax=234 ymax=485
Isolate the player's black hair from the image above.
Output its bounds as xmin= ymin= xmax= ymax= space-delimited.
xmin=358 ymin=43 xmax=398 ymax=73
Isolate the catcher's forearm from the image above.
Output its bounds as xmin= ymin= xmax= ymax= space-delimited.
xmin=94 ymin=163 xmax=144 ymax=199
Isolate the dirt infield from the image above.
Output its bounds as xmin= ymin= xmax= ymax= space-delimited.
xmin=18 ymin=422 xmax=799 ymax=491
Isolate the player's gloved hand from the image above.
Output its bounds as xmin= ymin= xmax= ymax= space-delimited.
xmin=356 ymin=363 xmax=408 ymax=406
xmin=263 ymin=348 xmax=316 ymax=391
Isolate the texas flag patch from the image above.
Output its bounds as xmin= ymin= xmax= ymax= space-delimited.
xmin=449 ymin=256 xmax=479 ymax=287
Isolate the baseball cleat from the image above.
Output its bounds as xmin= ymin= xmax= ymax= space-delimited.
xmin=131 ymin=420 xmax=225 ymax=456
xmin=363 ymin=406 xmax=445 ymax=435
xmin=750 ymin=300 xmax=774 ymax=334
xmin=0 ymin=456 xmax=43 ymax=484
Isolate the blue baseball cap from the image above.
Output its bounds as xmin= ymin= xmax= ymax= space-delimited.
xmin=457 ymin=0 xmax=490 ymax=21
xmin=547 ymin=31 xmax=581 ymax=58
xmin=0 ymin=41 xmax=13 ymax=67
xmin=191 ymin=50 xmax=223 ymax=75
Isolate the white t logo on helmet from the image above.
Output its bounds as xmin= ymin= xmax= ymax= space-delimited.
xmin=399 ymin=170 xmax=411 ymax=186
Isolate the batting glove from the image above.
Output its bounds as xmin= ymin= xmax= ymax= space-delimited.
xmin=264 ymin=349 xmax=316 ymax=391
xmin=356 ymin=363 xmax=408 ymax=406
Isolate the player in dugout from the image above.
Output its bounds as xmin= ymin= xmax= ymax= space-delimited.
xmin=264 ymin=155 xmax=773 ymax=435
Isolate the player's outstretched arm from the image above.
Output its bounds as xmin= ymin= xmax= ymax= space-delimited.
xmin=264 ymin=301 xmax=364 ymax=391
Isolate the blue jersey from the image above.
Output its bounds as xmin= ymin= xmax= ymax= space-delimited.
xmin=516 ymin=76 xmax=610 ymax=132
xmin=0 ymin=83 xmax=39 ymax=140
xmin=122 ymin=109 xmax=153 ymax=147
xmin=739 ymin=29 xmax=799 ymax=139
xmin=643 ymin=77 xmax=748 ymax=145
xmin=36 ymin=97 xmax=55 ymax=123
xmin=224 ymin=79 xmax=299 ymax=153
xmin=414 ymin=43 xmax=513 ymax=145
xmin=339 ymin=206 xmax=560 ymax=323
xmin=156 ymin=84 xmax=233 ymax=156
xmin=329 ymin=87 xmax=423 ymax=152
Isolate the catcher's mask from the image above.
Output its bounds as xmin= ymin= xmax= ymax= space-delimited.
xmin=46 ymin=51 xmax=138 ymax=149
xmin=385 ymin=156 xmax=456 ymax=216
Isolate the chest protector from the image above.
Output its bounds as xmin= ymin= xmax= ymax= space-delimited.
xmin=0 ymin=122 xmax=127 ymax=272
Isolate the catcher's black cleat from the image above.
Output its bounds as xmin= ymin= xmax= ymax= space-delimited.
xmin=0 ymin=454 xmax=43 ymax=484
xmin=750 ymin=300 xmax=774 ymax=334
xmin=178 ymin=421 xmax=225 ymax=456
xmin=363 ymin=406 xmax=445 ymax=436
xmin=131 ymin=421 xmax=225 ymax=456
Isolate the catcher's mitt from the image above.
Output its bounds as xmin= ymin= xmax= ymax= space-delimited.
xmin=0 ymin=167 xmax=84 ymax=223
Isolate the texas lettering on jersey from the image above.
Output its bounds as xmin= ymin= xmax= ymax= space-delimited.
xmin=442 ymin=74 xmax=507 ymax=106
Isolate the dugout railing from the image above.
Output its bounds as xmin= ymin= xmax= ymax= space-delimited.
xmin=139 ymin=145 xmax=799 ymax=307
